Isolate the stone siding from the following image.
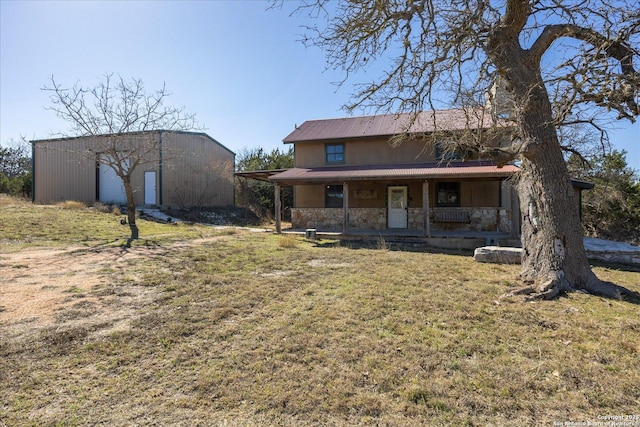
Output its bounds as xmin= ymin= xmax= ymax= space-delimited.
xmin=291 ymin=207 xmax=512 ymax=233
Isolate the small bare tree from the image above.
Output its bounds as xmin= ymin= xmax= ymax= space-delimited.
xmin=44 ymin=74 xmax=198 ymax=242
xmin=287 ymin=0 xmax=639 ymax=300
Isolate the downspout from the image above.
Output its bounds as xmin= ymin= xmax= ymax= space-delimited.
xmin=30 ymin=141 xmax=35 ymax=202
xmin=158 ymin=130 xmax=163 ymax=206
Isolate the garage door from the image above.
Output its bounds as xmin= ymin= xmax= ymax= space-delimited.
xmin=99 ymin=162 xmax=127 ymax=204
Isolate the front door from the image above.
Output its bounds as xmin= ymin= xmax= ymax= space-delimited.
xmin=388 ymin=186 xmax=408 ymax=228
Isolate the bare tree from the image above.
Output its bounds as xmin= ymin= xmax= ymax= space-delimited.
xmin=289 ymin=0 xmax=639 ymax=300
xmin=43 ymin=74 xmax=198 ymax=242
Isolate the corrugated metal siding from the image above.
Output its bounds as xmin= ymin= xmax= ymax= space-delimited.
xmin=33 ymin=139 xmax=96 ymax=204
xmin=32 ymin=131 xmax=234 ymax=208
xmin=162 ymin=133 xmax=235 ymax=208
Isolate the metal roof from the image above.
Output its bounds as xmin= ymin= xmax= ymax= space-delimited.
xmin=234 ymin=169 xmax=288 ymax=182
xmin=268 ymin=160 xmax=519 ymax=184
xmin=283 ymin=109 xmax=501 ymax=143
xmin=30 ymin=130 xmax=235 ymax=156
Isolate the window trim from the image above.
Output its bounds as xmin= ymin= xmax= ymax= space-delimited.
xmin=325 ymin=184 xmax=344 ymax=208
xmin=435 ymin=182 xmax=461 ymax=207
xmin=435 ymin=141 xmax=461 ymax=162
xmin=325 ymin=143 xmax=345 ymax=164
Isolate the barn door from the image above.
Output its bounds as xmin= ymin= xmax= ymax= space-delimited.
xmin=99 ymin=162 xmax=127 ymax=204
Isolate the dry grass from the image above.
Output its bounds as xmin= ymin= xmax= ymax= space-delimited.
xmin=91 ymin=201 xmax=121 ymax=215
xmin=0 ymin=195 xmax=218 ymax=251
xmin=278 ymin=233 xmax=301 ymax=248
xmin=57 ymin=200 xmax=87 ymax=210
xmin=1 ymin=195 xmax=639 ymax=426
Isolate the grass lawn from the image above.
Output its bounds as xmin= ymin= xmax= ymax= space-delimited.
xmin=1 ymin=195 xmax=639 ymax=426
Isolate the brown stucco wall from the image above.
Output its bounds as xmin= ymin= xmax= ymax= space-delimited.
xmin=293 ymin=137 xmax=436 ymax=168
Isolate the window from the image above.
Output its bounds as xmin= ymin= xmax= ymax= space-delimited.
xmin=436 ymin=182 xmax=461 ymax=207
xmin=435 ymin=141 xmax=461 ymax=161
xmin=325 ymin=143 xmax=345 ymax=163
xmin=325 ymin=184 xmax=344 ymax=208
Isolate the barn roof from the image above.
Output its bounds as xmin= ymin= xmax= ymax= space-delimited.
xmin=30 ymin=130 xmax=235 ymax=156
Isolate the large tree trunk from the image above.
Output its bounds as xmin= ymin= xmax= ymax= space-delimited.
xmin=516 ymin=153 xmax=598 ymax=299
xmin=515 ymin=145 xmax=634 ymax=300
xmin=505 ymin=65 xmax=633 ymax=299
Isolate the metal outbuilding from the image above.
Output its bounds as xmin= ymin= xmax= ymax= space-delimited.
xmin=31 ymin=130 xmax=235 ymax=208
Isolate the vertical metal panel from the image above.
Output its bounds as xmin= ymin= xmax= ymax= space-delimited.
xmin=32 ymin=132 xmax=233 ymax=208
xmin=161 ymin=133 xmax=235 ymax=208
xmin=33 ymin=139 xmax=96 ymax=204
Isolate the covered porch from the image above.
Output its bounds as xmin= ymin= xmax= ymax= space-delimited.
xmin=267 ymin=160 xmax=521 ymax=239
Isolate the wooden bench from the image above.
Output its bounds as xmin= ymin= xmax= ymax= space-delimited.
xmin=432 ymin=209 xmax=471 ymax=224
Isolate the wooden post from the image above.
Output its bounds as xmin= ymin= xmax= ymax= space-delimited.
xmin=275 ymin=183 xmax=281 ymax=234
xmin=241 ymin=177 xmax=249 ymax=223
xmin=510 ymin=182 xmax=520 ymax=238
xmin=343 ymin=182 xmax=349 ymax=235
xmin=423 ymin=180 xmax=431 ymax=237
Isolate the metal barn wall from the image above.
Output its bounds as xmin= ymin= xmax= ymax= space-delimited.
xmin=32 ymin=132 xmax=234 ymax=208
xmin=161 ymin=132 xmax=235 ymax=208
xmin=33 ymin=135 xmax=157 ymax=206
xmin=32 ymin=139 xmax=96 ymax=204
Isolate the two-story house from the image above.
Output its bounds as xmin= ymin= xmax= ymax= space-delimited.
xmin=267 ymin=109 xmax=524 ymax=238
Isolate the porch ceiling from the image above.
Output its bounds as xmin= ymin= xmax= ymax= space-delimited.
xmin=268 ymin=160 xmax=519 ymax=185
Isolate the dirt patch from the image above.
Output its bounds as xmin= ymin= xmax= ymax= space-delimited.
xmin=0 ymin=235 xmax=230 ymax=341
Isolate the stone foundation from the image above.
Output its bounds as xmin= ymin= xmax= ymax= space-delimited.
xmin=291 ymin=207 xmax=512 ymax=233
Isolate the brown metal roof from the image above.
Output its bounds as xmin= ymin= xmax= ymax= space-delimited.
xmin=268 ymin=160 xmax=519 ymax=184
xmin=234 ymin=169 xmax=288 ymax=182
xmin=283 ymin=109 xmax=500 ymax=143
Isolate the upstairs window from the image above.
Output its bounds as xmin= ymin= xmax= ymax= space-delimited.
xmin=325 ymin=184 xmax=344 ymax=208
xmin=435 ymin=141 xmax=462 ymax=162
xmin=436 ymin=182 xmax=461 ymax=207
xmin=325 ymin=143 xmax=345 ymax=164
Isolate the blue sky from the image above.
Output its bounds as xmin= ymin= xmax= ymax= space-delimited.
xmin=1 ymin=0 xmax=638 ymax=168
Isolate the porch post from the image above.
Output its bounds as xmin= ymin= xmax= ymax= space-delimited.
xmin=343 ymin=182 xmax=349 ymax=235
xmin=423 ymin=180 xmax=431 ymax=237
xmin=510 ymin=183 xmax=520 ymax=238
xmin=275 ymin=183 xmax=282 ymax=234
